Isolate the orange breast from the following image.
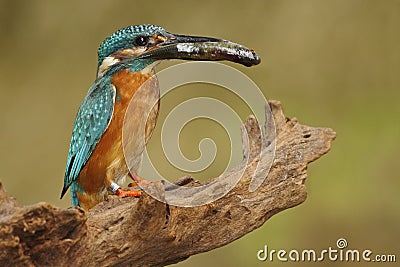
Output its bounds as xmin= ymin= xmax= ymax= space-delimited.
xmin=77 ymin=69 xmax=157 ymax=198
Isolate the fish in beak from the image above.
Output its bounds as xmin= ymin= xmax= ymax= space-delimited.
xmin=137 ymin=33 xmax=261 ymax=67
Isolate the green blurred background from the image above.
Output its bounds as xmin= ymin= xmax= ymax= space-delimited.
xmin=0 ymin=0 xmax=399 ymax=266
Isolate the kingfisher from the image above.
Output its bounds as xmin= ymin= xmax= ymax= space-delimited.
xmin=60 ymin=24 xmax=260 ymax=210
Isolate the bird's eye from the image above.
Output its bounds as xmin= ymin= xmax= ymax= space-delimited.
xmin=134 ymin=35 xmax=149 ymax=46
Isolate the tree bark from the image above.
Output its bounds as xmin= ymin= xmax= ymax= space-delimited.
xmin=0 ymin=100 xmax=336 ymax=267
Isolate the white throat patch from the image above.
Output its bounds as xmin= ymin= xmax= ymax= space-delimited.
xmin=97 ymin=56 xmax=120 ymax=78
xmin=97 ymin=53 xmax=160 ymax=77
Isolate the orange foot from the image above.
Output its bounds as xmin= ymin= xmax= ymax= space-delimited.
xmin=128 ymin=181 xmax=138 ymax=187
xmin=128 ymin=172 xmax=151 ymax=186
xmin=115 ymin=188 xmax=142 ymax=198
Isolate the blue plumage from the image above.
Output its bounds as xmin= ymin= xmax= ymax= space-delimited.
xmin=61 ymin=77 xmax=115 ymax=201
xmin=97 ymin=24 xmax=163 ymax=66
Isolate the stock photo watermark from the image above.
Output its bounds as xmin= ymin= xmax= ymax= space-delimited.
xmin=122 ymin=62 xmax=276 ymax=207
xmin=257 ymin=238 xmax=396 ymax=263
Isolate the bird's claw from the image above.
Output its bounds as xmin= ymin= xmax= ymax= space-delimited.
xmin=129 ymin=173 xmax=151 ymax=186
xmin=115 ymin=188 xmax=142 ymax=198
xmin=128 ymin=182 xmax=138 ymax=187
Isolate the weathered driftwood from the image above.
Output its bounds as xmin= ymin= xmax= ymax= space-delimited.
xmin=0 ymin=100 xmax=335 ymax=266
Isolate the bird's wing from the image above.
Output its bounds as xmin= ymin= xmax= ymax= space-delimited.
xmin=61 ymin=79 xmax=116 ymax=198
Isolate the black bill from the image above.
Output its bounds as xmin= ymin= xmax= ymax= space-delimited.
xmin=138 ymin=34 xmax=261 ymax=67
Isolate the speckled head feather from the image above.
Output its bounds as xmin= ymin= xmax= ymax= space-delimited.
xmin=97 ymin=24 xmax=165 ymax=67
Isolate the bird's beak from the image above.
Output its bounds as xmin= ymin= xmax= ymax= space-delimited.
xmin=137 ymin=33 xmax=261 ymax=67
xmin=168 ymin=33 xmax=222 ymax=44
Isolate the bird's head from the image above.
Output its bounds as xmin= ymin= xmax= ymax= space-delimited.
xmin=97 ymin=24 xmax=260 ymax=78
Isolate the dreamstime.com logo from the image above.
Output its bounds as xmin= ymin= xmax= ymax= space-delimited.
xmin=257 ymin=238 xmax=397 ymax=263
xmin=122 ymin=62 xmax=276 ymax=207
